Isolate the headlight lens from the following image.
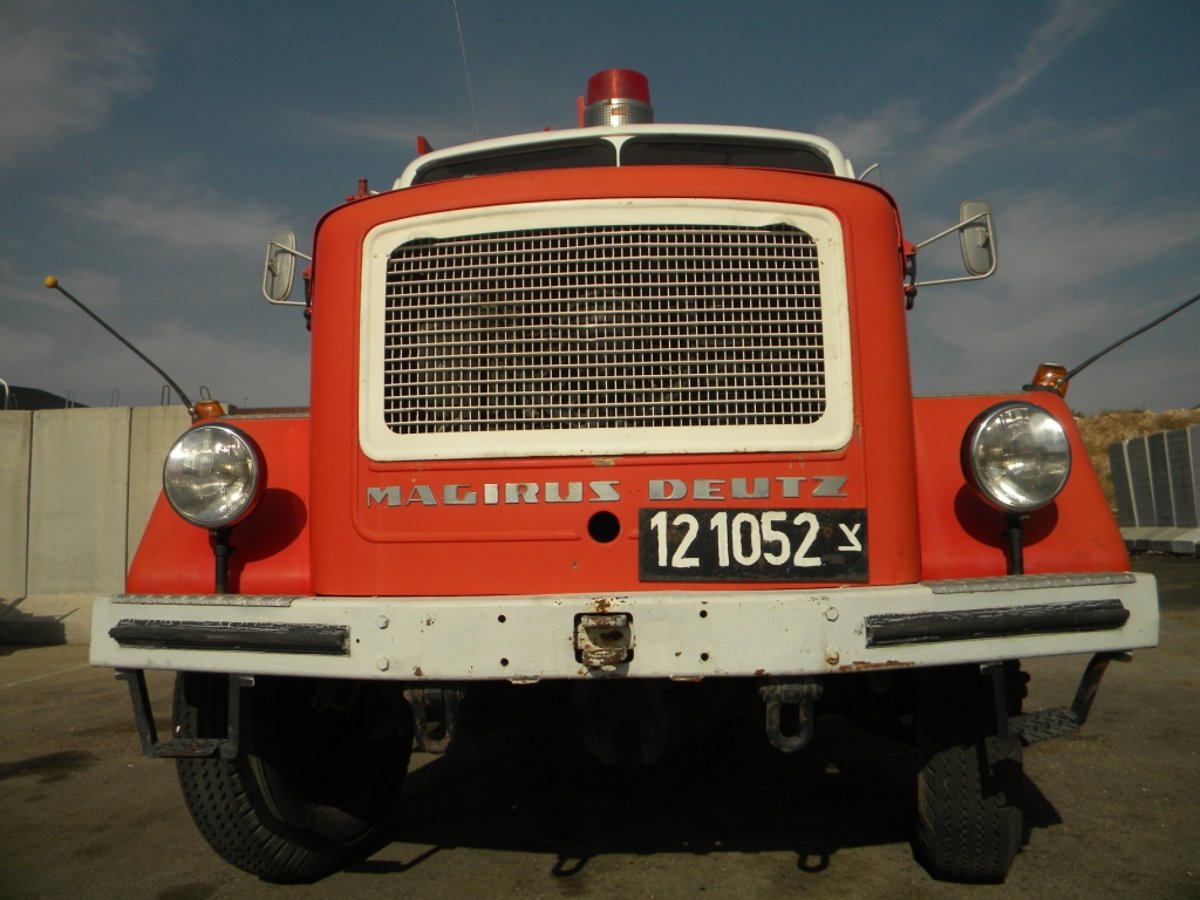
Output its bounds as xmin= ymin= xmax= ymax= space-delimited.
xmin=163 ymin=424 xmax=264 ymax=528
xmin=963 ymin=403 xmax=1071 ymax=512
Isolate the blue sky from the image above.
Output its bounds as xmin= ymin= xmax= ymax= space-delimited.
xmin=2 ymin=0 xmax=1198 ymax=414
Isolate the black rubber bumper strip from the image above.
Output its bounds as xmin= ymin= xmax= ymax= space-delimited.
xmin=864 ymin=598 xmax=1129 ymax=648
xmin=110 ymin=619 xmax=350 ymax=655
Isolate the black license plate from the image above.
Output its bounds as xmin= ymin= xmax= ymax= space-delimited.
xmin=638 ymin=507 xmax=867 ymax=582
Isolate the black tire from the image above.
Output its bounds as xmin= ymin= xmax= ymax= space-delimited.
xmin=174 ymin=673 xmax=413 ymax=883
xmin=914 ymin=665 xmax=1023 ymax=883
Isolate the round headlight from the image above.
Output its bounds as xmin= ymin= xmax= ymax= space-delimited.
xmin=163 ymin=424 xmax=265 ymax=528
xmin=962 ymin=402 xmax=1071 ymax=512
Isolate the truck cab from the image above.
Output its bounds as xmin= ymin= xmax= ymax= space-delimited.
xmin=91 ymin=69 xmax=1158 ymax=885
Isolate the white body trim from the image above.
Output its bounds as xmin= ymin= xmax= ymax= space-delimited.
xmin=90 ymin=573 xmax=1159 ymax=682
xmin=358 ymin=199 xmax=853 ymax=461
xmin=395 ymin=124 xmax=855 ymax=187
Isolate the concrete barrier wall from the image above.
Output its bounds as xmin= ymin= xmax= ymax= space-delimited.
xmin=27 ymin=408 xmax=132 ymax=595
xmin=0 ymin=406 xmax=190 ymax=643
xmin=1111 ymin=424 xmax=1200 ymax=553
xmin=0 ymin=412 xmax=32 ymax=600
xmin=127 ymin=406 xmax=194 ymax=568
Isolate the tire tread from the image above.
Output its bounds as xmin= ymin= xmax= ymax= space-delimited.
xmin=174 ymin=673 xmax=406 ymax=884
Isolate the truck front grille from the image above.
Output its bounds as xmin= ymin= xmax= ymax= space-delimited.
xmin=382 ymin=223 xmax=826 ymax=434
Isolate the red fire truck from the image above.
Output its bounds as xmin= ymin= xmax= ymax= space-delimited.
xmin=90 ymin=69 xmax=1159 ymax=884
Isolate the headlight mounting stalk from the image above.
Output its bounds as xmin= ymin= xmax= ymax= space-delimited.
xmin=210 ymin=528 xmax=233 ymax=594
xmin=1003 ymin=514 xmax=1026 ymax=575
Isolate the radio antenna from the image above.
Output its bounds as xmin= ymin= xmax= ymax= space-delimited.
xmin=1066 ymin=289 xmax=1200 ymax=381
xmin=44 ymin=275 xmax=195 ymax=416
xmin=451 ymin=0 xmax=480 ymax=138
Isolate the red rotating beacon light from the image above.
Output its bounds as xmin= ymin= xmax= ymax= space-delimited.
xmin=581 ymin=68 xmax=654 ymax=127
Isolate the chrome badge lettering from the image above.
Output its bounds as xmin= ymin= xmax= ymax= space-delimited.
xmin=647 ymin=476 xmax=849 ymax=501
xmin=366 ymin=480 xmax=620 ymax=508
xmin=366 ymin=475 xmax=848 ymax=507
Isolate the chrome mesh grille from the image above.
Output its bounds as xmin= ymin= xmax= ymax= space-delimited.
xmin=382 ymin=224 xmax=826 ymax=434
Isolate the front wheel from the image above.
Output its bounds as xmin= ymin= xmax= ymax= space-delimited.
xmin=914 ymin=665 xmax=1024 ymax=883
xmin=174 ymin=673 xmax=413 ymax=883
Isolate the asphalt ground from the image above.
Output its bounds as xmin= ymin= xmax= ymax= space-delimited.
xmin=1 ymin=554 xmax=1196 ymax=899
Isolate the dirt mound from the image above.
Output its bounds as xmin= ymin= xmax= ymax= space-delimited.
xmin=1075 ymin=408 xmax=1200 ymax=506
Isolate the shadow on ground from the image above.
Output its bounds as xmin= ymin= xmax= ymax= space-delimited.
xmin=0 ymin=599 xmax=67 ymax=650
xmin=356 ymin=708 xmax=1061 ymax=880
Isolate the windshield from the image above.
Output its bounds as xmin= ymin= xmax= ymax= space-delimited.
xmin=621 ymin=136 xmax=832 ymax=172
xmin=411 ymin=135 xmax=834 ymax=184
xmin=413 ymin=140 xmax=615 ymax=184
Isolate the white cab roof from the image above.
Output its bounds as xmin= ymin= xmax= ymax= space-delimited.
xmin=395 ymin=123 xmax=855 ymax=188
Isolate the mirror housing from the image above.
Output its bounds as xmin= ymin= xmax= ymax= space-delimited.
xmin=958 ymin=200 xmax=996 ymax=277
xmin=261 ymin=232 xmax=310 ymax=306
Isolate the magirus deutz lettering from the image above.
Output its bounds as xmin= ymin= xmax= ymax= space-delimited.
xmin=91 ymin=68 xmax=1159 ymax=886
xmin=364 ymin=475 xmax=851 ymax=507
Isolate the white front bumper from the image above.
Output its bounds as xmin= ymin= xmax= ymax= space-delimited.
xmin=89 ymin=572 xmax=1159 ymax=681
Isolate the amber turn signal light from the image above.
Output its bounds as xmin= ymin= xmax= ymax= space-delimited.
xmin=1027 ymin=363 xmax=1069 ymax=397
xmin=192 ymin=399 xmax=226 ymax=421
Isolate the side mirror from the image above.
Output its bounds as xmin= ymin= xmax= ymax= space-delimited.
xmin=910 ymin=201 xmax=1000 ymax=291
xmin=262 ymin=232 xmax=310 ymax=306
xmin=958 ymin=200 xmax=996 ymax=277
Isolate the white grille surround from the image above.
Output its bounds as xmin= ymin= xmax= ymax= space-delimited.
xmin=359 ymin=200 xmax=852 ymax=461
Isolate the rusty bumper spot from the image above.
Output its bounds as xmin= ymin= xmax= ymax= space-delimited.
xmin=837 ymin=660 xmax=915 ymax=673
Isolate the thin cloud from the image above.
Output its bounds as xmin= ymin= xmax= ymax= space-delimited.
xmin=45 ymin=268 xmax=127 ymax=315
xmin=949 ymin=0 xmax=1116 ymax=135
xmin=817 ymin=99 xmax=926 ymax=173
xmin=127 ymin=319 xmax=309 ymax=408
xmin=300 ymin=110 xmax=505 ymax=156
xmin=69 ymin=164 xmax=289 ymax=255
xmin=0 ymin=305 xmax=309 ymax=409
xmin=1001 ymin=103 xmax=1192 ymax=166
xmin=0 ymin=1 xmax=154 ymax=168
xmin=303 ymin=114 xmax=422 ymax=148
xmin=826 ymin=1 xmax=1121 ymax=184
xmin=984 ymin=189 xmax=1200 ymax=298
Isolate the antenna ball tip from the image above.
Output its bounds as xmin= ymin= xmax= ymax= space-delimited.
xmin=43 ymin=275 xmax=58 ymax=289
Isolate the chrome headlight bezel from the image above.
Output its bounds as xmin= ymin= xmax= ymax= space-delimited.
xmin=962 ymin=402 xmax=1072 ymax=513
xmin=163 ymin=423 xmax=265 ymax=529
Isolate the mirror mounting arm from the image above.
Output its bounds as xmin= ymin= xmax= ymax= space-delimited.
xmin=908 ymin=201 xmax=998 ymax=296
xmin=913 ymin=210 xmax=988 ymax=251
xmin=903 ymin=240 xmax=919 ymax=310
